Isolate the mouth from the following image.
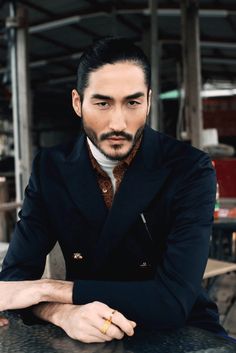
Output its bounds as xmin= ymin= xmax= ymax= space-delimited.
xmin=107 ymin=137 xmax=127 ymax=142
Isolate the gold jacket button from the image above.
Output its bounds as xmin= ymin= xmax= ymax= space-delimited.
xmin=73 ymin=252 xmax=83 ymax=260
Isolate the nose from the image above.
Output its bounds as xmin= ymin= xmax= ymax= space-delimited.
xmin=108 ymin=108 xmax=127 ymax=131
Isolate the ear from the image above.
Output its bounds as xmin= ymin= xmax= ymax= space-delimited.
xmin=72 ymin=89 xmax=82 ymax=118
xmin=147 ymin=89 xmax=152 ymax=116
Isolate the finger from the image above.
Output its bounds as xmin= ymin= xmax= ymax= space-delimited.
xmin=108 ymin=311 xmax=135 ymax=336
xmin=130 ymin=320 xmax=137 ymax=328
xmin=78 ymin=326 xmax=114 ymax=343
xmin=89 ymin=317 xmax=124 ymax=341
xmin=69 ymin=320 xmax=109 ymax=344
xmin=103 ymin=323 xmax=125 ymax=341
xmin=77 ymin=319 xmax=114 ymax=343
xmin=93 ymin=303 xmax=135 ymax=336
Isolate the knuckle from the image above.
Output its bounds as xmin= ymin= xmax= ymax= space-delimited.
xmin=115 ymin=311 xmax=123 ymax=321
xmin=93 ymin=301 xmax=100 ymax=306
xmin=119 ymin=312 xmax=127 ymax=321
xmin=91 ymin=301 xmax=102 ymax=309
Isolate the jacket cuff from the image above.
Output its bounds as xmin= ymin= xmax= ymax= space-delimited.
xmin=72 ymin=281 xmax=79 ymax=305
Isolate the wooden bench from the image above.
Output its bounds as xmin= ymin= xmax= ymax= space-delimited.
xmin=204 ymin=258 xmax=236 ymax=279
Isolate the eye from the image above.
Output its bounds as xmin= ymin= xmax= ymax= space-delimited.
xmin=127 ymin=100 xmax=141 ymax=107
xmin=96 ymin=102 xmax=109 ymax=108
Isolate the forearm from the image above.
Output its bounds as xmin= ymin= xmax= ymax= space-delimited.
xmin=39 ymin=279 xmax=73 ymax=304
xmin=30 ymin=279 xmax=74 ymax=326
xmin=0 ymin=279 xmax=73 ymax=311
xmin=22 ymin=280 xmax=74 ymax=326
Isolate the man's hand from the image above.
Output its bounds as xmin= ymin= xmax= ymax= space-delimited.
xmin=33 ymin=301 xmax=136 ymax=343
xmin=0 ymin=316 xmax=9 ymax=327
xmin=0 ymin=280 xmax=137 ymax=343
xmin=0 ymin=279 xmax=73 ymax=312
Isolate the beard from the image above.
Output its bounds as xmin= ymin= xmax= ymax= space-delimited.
xmin=82 ymin=119 xmax=145 ymax=161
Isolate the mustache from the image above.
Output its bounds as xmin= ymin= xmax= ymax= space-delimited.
xmin=100 ymin=131 xmax=133 ymax=141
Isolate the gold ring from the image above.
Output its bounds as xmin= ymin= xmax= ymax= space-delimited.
xmin=100 ymin=319 xmax=112 ymax=335
xmin=100 ymin=310 xmax=117 ymax=335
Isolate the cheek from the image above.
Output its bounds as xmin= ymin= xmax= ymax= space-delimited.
xmin=83 ymin=110 xmax=107 ymax=133
xmin=127 ymin=110 xmax=147 ymax=129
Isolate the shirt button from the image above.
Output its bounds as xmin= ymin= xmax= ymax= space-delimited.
xmin=102 ymin=188 xmax=108 ymax=193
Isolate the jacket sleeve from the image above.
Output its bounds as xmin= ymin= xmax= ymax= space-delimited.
xmin=0 ymin=151 xmax=57 ymax=323
xmin=0 ymin=151 xmax=56 ymax=281
xmin=72 ymin=153 xmax=216 ymax=329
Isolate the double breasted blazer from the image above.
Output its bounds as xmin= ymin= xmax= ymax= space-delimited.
xmin=0 ymin=125 xmax=224 ymax=333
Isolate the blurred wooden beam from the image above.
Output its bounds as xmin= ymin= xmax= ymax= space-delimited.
xmin=181 ymin=0 xmax=203 ymax=149
xmin=150 ymin=0 xmax=159 ymax=131
xmin=0 ymin=201 xmax=22 ymax=212
xmin=8 ymin=3 xmax=32 ymax=202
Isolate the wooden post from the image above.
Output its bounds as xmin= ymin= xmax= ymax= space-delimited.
xmin=0 ymin=178 xmax=8 ymax=241
xmin=150 ymin=0 xmax=159 ymax=131
xmin=181 ymin=0 xmax=203 ymax=149
xmin=8 ymin=3 xmax=32 ymax=206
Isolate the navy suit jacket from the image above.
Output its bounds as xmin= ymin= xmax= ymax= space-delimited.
xmin=0 ymin=125 xmax=223 ymax=332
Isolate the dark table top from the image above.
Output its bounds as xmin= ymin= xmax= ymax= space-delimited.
xmin=0 ymin=312 xmax=235 ymax=353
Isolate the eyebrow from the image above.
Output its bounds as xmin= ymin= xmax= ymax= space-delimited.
xmin=125 ymin=92 xmax=145 ymax=100
xmin=91 ymin=92 xmax=145 ymax=100
xmin=91 ymin=94 xmax=112 ymax=100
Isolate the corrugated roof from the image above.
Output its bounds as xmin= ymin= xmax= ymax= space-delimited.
xmin=0 ymin=1 xmax=236 ymax=91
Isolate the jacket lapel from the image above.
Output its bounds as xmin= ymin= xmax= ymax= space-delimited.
xmin=92 ymin=126 xmax=172 ymax=270
xmin=58 ymin=133 xmax=108 ymax=225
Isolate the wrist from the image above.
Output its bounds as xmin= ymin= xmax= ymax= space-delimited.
xmin=50 ymin=303 xmax=74 ymax=327
xmin=37 ymin=279 xmax=53 ymax=302
xmin=38 ymin=279 xmax=73 ymax=304
xmin=32 ymin=302 xmax=73 ymax=327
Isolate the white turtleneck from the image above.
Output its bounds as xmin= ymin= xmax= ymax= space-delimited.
xmin=87 ymin=137 xmax=119 ymax=192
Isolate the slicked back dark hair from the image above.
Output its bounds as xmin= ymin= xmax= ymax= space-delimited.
xmin=76 ymin=37 xmax=151 ymax=101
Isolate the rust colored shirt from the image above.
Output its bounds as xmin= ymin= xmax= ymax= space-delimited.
xmin=87 ymin=138 xmax=142 ymax=209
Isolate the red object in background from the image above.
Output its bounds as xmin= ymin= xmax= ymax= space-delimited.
xmin=203 ymin=96 xmax=236 ymax=137
xmin=213 ymin=159 xmax=236 ymax=198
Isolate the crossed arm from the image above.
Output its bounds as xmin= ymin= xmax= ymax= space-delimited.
xmin=0 ymin=279 xmax=136 ymax=343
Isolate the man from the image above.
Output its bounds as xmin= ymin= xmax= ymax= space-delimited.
xmin=0 ymin=37 xmax=225 ymax=342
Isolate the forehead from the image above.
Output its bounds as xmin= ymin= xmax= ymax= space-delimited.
xmin=85 ymin=62 xmax=147 ymax=96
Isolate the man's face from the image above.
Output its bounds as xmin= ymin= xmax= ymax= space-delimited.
xmin=72 ymin=61 xmax=151 ymax=160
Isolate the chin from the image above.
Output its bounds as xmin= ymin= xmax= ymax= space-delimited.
xmin=103 ymin=147 xmax=131 ymax=161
